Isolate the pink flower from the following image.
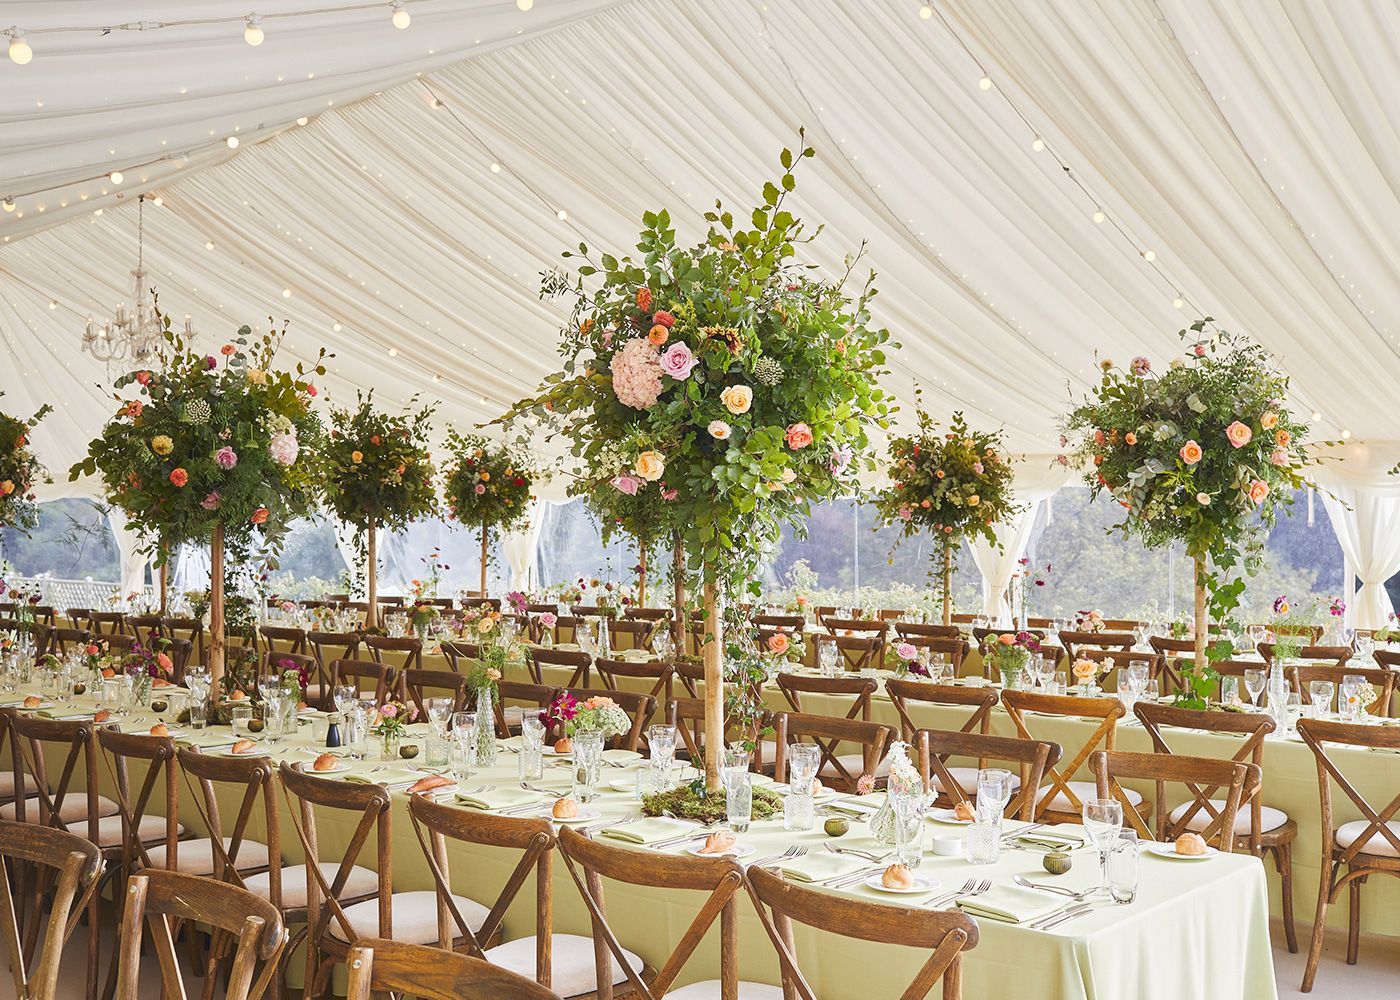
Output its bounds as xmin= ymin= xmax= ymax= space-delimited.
xmin=898 ymin=505 xmax=913 ymax=521
xmin=610 ymin=338 xmax=664 ymax=409
xmin=652 ymin=310 xmax=676 ymax=328
xmin=306 ymin=384 xmax=318 ymax=397
xmin=785 ymin=422 xmax=813 ymax=450
xmin=380 ymin=704 xmax=398 ymax=718
xmin=201 ymin=492 xmax=221 ymax=510
xmin=474 ymin=483 xmax=486 ymax=495
xmin=1270 ymin=449 xmax=1288 ymax=466
xmin=215 ymin=446 xmax=238 ymax=469
xmin=856 ymin=774 xmax=876 ymax=796
xmin=1179 ymin=440 xmax=1203 ymax=465
xmin=661 ymin=487 xmax=678 ymax=501
xmin=1225 ymin=421 xmax=1253 ymax=449
xmin=135 ymin=371 xmax=151 ymax=386
xmin=828 ymin=445 xmax=852 ymax=474
xmin=204 ymin=356 xmax=218 ymax=369
xmin=895 ymin=642 xmax=918 ymax=660
xmin=659 ymin=342 xmax=699 ymax=381
xmin=1247 ymin=479 xmax=1269 ymax=505
xmin=1130 ymin=356 xmax=1151 ymax=376
xmin=268 ymin=432 xmax=299 ymax=466
xmin=972 ymin=461 xmax=984 ymax=474
xmin=1193 ymin=343 xmax=1206 ymax=357
xmin=611 ymin=474 xmax=641 ymax=496
xmin=538 ymin=612 xmax=557 ymax=629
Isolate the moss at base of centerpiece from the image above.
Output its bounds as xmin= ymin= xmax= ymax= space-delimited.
xmin=642 ymin=780 xmax=782 ymax=823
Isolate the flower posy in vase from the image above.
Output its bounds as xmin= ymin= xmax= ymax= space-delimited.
xmin=545 ymin=693 xmax=631 ymax=803
xmin=1063 ymin=324 xmax=1320 ymax=708
xmin=371 ymin=700 xmax=416 ymax=760
xmin=874 ymin=396 xmax=1020 ymax=626
xmin=501 ymin=134 xmax=893 ymax=790
xmin=871 ymin=740 xmax=922 ymax=845
xmin=464 ymin=662 xmax=502 ymax=765
xmin=985 ymin=631 xmax=1039 ymax=689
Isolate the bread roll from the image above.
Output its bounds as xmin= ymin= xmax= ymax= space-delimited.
xmin=881 ymin=864 xmax=915 ymax=890
xmin=552 ymin=796 xmax=580 ymax=819
xmin=231 ymin=739 xmax=256 ymax=755
xmin=1175 ymin=832 xmax=1208 ymax=856
xmin=22 ymin=696 xmax=41 ymax=709
xmin=698 ymin=831 xmax=737 ymax=855
xmin=554 ymin=737 xmax=573 ymax=754
xmin=312 ymin=753 xmax=339 ymax=772
xmin=408 ymin=775 xmax=453 ymax=794
xmin=149 ymin=723 xmax=169 ymax=737
xmin=228 ymin=689 xmax=247 ymax=701
xmin=954 ymin=800 xmax=977 ymax=822
xmin=93 ymin=710 xmax=111 ymax=724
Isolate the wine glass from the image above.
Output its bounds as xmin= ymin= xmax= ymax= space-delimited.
xmin=975 ymin=768 xmax=1013 ymax=825
xmin=1243 ymin=668 xmax=1266 ymax=709
xmin=1083 ymin=798 xmax=1124 ymax=898
xmin=651 ymin=629 xmax=675 ymax=662
xmin=1126 ymin=662 xmax=1150 ymax=697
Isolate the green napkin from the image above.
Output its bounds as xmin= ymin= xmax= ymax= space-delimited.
xmin=344 ymin=766 xmax=424 ymax=789
xmin=454 ymin=786 xmax=540 ymax=811
xmin=1015 ymin=830 xmax=1085 ymax=850
xmin=618 ymin=649 xmax=653 ymax=662
xmin=958 ymin=885 xmax=1063 ymax=923
xmin=601 ymin=749 xmax=642 ymax=765
xmin=599 ymin=817 xmax=694 ymax=845
xmin=779 ymin=852 xmax=866 ymax=883
xmin=826 ymin=794 xmax=882 ymax=817
xmin=176 ymin=730 xmax=239 ymax=749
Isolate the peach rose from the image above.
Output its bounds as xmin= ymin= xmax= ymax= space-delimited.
xmin=767 ymin=632 xmax=790 ymax=655
xmin=351 ymin=450 xmax=363 ymax=464
xmin=1270 ymin=449 xmax=1288 ymax=466
xmin=250 ymin=507 xmax=269 ymax=525
xmin=1260 ymin=412 xmax=1278 ymax=429
xmin=635 ymin=451 xmax=665 ymax=481
xmin=785 ymin=422 xmax=813 ymax=450
xmin=708 ymin=420 xmax=731 ymax=440
xmin=1124 ymin=432 xmax=1137 ymax=445
xmin=647 ymin=324 xmax=668 ymax=347
xmin=1275 ymin=429 xmax=1291 ymax=448
xmin=1179 ymin=440 xmax=1203 ymax=465
xmin=1072 ymin=658 xmax=1097 ymax=681
xmin=1225 ymin=421 xmax=1253 ymax=448
xmin=720 ymin=385 xmax=753 ymax=415
xmin=1247 ymin=479 xmax=1269 ymax=505
xmin=169 ymin=468 xmax=189 ymax=487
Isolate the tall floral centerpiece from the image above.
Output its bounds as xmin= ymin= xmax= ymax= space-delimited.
xmin=583 ymin=459 xmax=684 ymax=626
xmin=71 ymin=317 xmax=325 ymax=681
xmin=502 ymin=137 xmax=893 ymax=788
xmin=442 ymin=432 xmax=535 ymax=596
xmin=0 ymin=396 xmax=52 ymax=532
xmin=322 ymin=392 xmax=438 ymax=628
xmin=1062 ymin=323 xmax=1316 ymax=706
xmin=874 ymin=400 xmax=1019 ymax=625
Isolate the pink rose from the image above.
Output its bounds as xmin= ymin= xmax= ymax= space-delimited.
xmin=1270 ymin=449 xmax=1288 ymax=466
xmin=268 ymin=432 xmax=299 ymax=466
xmin=785 ymin=422 xmax=813 ymax=450
xmin=1194 ymin=343 xmax=1206 ymax=357
xmin=972 ymin=461 xmax=984 ymax=474
xmin=661 ymin=487 xmax=678 ymax=501
xmin=1130 ymin=356 xmax=1151 ymax=376
xmin=1225 ymin=421 xmax=1252 ymax=449
xmin=380 ymin=704 xmax=398 ymax=718
xmin=895 ymin=642 xmax=918 ymax=660
xmin=201 ymin=492 xmax=221 ymax=510
xmin=215 ymin=446 xmax=238 ymax=469
xmin=1247 ymin=479 xmax=1269 ymax=505
xmin=611 ymin=338 xmax=664 ymax=409
xmin=828 ymin=445 xmax=852 ymax=474
xmin=539 ymin=612 xmax=557 ymax=628
xmin=474 ymin=483 xmax=486 ymax=495
xmin=659 ymin=342 xmax=699 ymax=380
xmin=611 ymin=474 xmax=640 ymax=496
xmin=898 ymin=505 xmax=913 ymax=521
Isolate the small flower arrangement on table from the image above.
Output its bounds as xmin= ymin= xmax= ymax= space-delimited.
xmin=1071 ymin=656 xmax=1109 ymax=692
xmin=885 ymin=640 xmax=928 ymax=678
xmin=985 ymin=632 xmax=1040 ymax=688
xmin=1074 ymin=609 xmax=1106 ymax=634
xmin=370 ymin=699 xmax=418 ymax=757
xmin=760 ymin=629 xmax=804 ymax=668
xmin=276 ymin=656 xmax=309 ymax=702
xmin=544 ymin=692 xmax=630 ymax=740
xmin=408 ymin=602 xmax=441 ymax=637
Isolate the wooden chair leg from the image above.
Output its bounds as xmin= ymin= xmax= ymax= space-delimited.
xmin=1346 ymin=874 xmax=1362 ymax=966
xmin=1301 ymin=864 xmax=1333 ymax=993
xmin=1273 ymin=844 xmax=1298 ymax=954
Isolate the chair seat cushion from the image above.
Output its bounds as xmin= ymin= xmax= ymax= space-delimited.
xmin=485 ymin=933 xmax=643 ymax=997
xmin=503 ymin=706 xmax=524 ymax=727
xmin=4 ymin=793 xmax=119 ymax=824
xmin=329 ymin=890 xmax=489 ymax=944
xmin=819 ymin=753 xmax=891 ymax=780
xmin=932 ymin=766 xmax=1023 ymax=795
xmin=245 ymin=862 xmax=379 ymax=910
xmin=66 ymin=813 xmax=179 ymax=848
xmin=666 ymin=981 xmax=787 ymax=1000
xmin=1168 ymin=800 xmax=1288 ymax=837
xmin=1335 ymin=820 xmax=1400 ymax=859
xmin=1037 ymin=781 xmax=1142 ymax=813
xmin=146 ymin=837 xmax=270 ymax=875
xmin=0 ymin=772 xmax=35 ymax=798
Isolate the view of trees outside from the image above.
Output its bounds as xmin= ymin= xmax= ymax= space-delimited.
xmin=5 ymin=488 xmax=1388 ymax=621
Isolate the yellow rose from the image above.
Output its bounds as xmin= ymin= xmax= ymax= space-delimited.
xmin=150 ymin=435 xmax=174 ymax=456
xmin=351 ymin=450 xmax=363 ymax=464
xmin=635 ymin=450 xmax=665 ymax=481
xmin=245 ymin=368 xmax=269 ymax=386
xmin=480 ymin=472 xmax=490 ymax=482
xmin=780 ymin=468 xmax=796 ymax=484
xmin=967 ymin=495 xmax=980 ymax=506
xmin=720 ymin=385 xmax=753 ymax=415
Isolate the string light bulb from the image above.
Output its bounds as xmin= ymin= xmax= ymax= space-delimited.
xmin=296 ymin=116 xmax=308 ymax=126
xmin=109 ymin=171 xmax=124 ymax=185
xmin=7 ymin=28 xmax=32 ymax=66
xmin=556 ymin=209 xmax=568 ymax=221
xmin=2 ymin=197 xmax=14 ymax=213
xmin=1031 ymin=137 xmax=1045 ymax=152
xmin=1141 ymin=249 xmax=1156 ymax=262
xmin=517 ymin=0 xmax=534 ymax=9
xmin=281 ymin=288 xmax=291 ymax=298
xmin=243 ymin=14 xmax=264 ymax=46
xmin=388 ymin=347 xmax=399 ymax=356
xmin=47 ymin=300 xmax=57 ymax=310
xmin=1341 ymin=429 xmax=1352 ymax=439
xmin=1092 ymin=209 xmax=1105 ymax=223
xmin=490 ymin=162 xmax=501 ymax=173
xmin=390 ymin=1 xmax=410 ymax=29
xmin=1172 ymin=296 xmax=1184 ymax=309
xmin=333 ymin=322 xmax=342 ymax=331
xmin=152 ymin=196 xmax=163 ymax=207
xmin=919 ymin=4 xmax=933 ymax=19
xmin=978 ymin=76 xmax=992 ymax=91
xmin=1310 ymin=411 xmax=1321 ymax=421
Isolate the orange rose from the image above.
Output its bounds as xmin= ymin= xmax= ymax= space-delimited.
xmin=250 ymin=507 xmax=269 ymax=525
xmin=1072 ymin=658 xmax=1096 ymax=680
xmin=647 ymin=324 xmax=668 ymax=346
xmin=351 ymin=450 xmax=363 ymax=464
xmin=0 ymin=481 xmax=12 ymax=496
xmin=766 ymin=633 xmax=790 ymax=655
xmin=1275 ymin=429 xmax=1291 ymax=448
xmin=997 ymin=634 xmax=1014 ymax=645
xmin=1124 ymin=432 xmax=1137 ymax=445
xmin=1179 ymin=440 xmax=1203 ymax=465
xmin=1246 ymin=479 xmax=1269 ymax=505
xmin=1260 ymin=412 xmax=1279 ymax=429
xmin=169 ymin=468 xmax=189 ymax=487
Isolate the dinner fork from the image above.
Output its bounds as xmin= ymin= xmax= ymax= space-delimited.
xmin=581 ymin=811 xmax=641 ymax=835
xmin=823 ymin=865 xmax=888 ymax=888
xmin=750 ymin=845 xmax=805 ymax=869
xmin=821 ymin=842 xmax=891 ymax=863
xmin=929 ymin=878 xmax=991 ymax=908
xmin=923 ymin=879 xmax=976 ymax=909
xmin=520 ymin=782 xmax=565 ymax=798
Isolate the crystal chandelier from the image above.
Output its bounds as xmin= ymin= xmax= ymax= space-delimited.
xmin=81 ymin=194 xmax=194 ymax=369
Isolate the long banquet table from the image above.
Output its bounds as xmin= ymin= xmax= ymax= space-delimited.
xmin=5 ymin=680 xmax=1281 ymax=1000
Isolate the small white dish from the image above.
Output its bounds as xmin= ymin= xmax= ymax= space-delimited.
xmin=864 ymin=874 xmax=940 ymax=895
xmin=929 ymin=834 xmax=962 ymax=856
xmin=687 ymin=841 xmax=756 ymax=860
xmin=546 ymin=808 xmax=603 ymax=824
xmin=1145 ymin=841 xmax=1219 ymax=861
xmin=308 ymin=761 xmax=353 ymax=775
xmin=928 ymin=808 xmax=974 ymax=826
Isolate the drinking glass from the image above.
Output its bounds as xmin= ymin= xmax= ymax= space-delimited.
xmin=648 ymin=724 xmax=677 ymax=785
xmin=263 ymin=693 xmax=289 ymax=744
xmin=571 ymin=731 xmax=605 ymax=804
xmin=1308 ymin=680 xmax=1335 ymax=718
xmin=975 ymin=768 xmax=1012 ymax=825
xmin=1244 ymin=669 xmax=1266 ymax=708
xmin=1145 ymin=678 xmax=1160 ymax=703
xmin=721 ymin=746 xmax=750 ymax=791
xmin=333 ymin=684 xmax=358 ymax=718
xmin=892 ymin=792 xmax=926 ymax=869
xmin=1107 ymin=829 xmax=1139 ymax=903
xmin=963 ymin=822 xmax=1000 ymax=865
xmin=652 ymin=630 xmax=675 ymax=661
xmin=1082 ymin=798 xmax=1124 ymax=898
xmin=1220 ymin=676 xmax=1239 ymax=707
xmin=784 ymin=745 xmax=820 ymax=832
xmin=1116 ymin=674 xmax=1137 ymax=714
xmin=1340 ymin=675 xmax=1364 ymax=721
xmin=1283 ymin=692 xmax=1303 ymax=735
xmin=519 ymin=713 xmax=546 ymax=782
xmin=817 ymin=641 xmax=838 ymax=677
xmin=450 ymin=727 xmax=478 ymax=783
xmin=230 ymin=704 xmax=254 ymax=739
xmin=1126 ymin=662 xmax=1150 ymax=696
xmin=726 ymin=773 xmax=753 ymax=834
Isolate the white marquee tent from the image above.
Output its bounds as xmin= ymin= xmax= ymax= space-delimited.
xmin=3 ymin=0 xmax=1399 ymax=619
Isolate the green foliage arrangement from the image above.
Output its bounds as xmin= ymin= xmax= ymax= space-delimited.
xmin=873 ymin=394 xmax=1020 ymax=623
xmin=501 ymin=134 xmax=894 ymax=593
xmin=322 ymin=391 xmax=438 ymax=534
xmin=1061 ymin=322 xmax=1319 ymax=706
xmin=642 ymin=780 xmax=782 ymax=824
xmin=442 ymin=432 xmax=535 ymax=533
xmin=0 ymin=396 xmax=52 ymax=531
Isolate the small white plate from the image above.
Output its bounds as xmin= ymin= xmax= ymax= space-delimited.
xmin=308 ymin=761 xmax=353 ymax=775
xmin=864 ymin=875 xmax=941 ymax=895
xmin=607 ymin=778 xmax=638 ymax=792
xmin=218 ymin=744 xmax=268 ymax=757
xmin=770 ymin=783 xmax=839 ymax=802
xmin=17 ymin=701 xmax=53 ymax=711
xmin=546 ymin=808 xmax=603 ymax=824
xmin=928 ymin=808 xmax=974 ymax=825
xmin=1145 ymin=841 xmax=1219 ymax=861
xmin=687 ymin=841 xmax=756 ymax=859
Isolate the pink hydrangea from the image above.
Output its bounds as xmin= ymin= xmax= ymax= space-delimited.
xmin=610 ymin=338 xmax=664 ymax=409
xmin=268 ymin=431 xmax=299 ymax=466
xmin=1130 ymin=356 xmax=1151 ymax=376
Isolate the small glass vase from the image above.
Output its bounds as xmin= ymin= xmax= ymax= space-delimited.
xmin=415 ymin=623 xmax=431 ymax=645
xmin=999 ymin=666 xmax=1022 ymax=690
xmin=571 ymin=729 xmax=605 ymax=803
xmin=134 ymin=673 xmax=153 ymax=708
xmin=474 ymin=687 xmax=499 ymax=767
xmin=870 ymin=795 xmax=899 ymax=845
xmin=380 ymin=730 xmax=401 ymax=761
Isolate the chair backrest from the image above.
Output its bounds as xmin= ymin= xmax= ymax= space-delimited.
xmin=776 ymin=672 xmax=876 ymax=721
xmin=1372 ymin=648 xmax=1400 ymax=670
xmin=1058 ymin=630 xmax=1134 ymax=659
xmin=65 ymin=608 xmax=94 ymax=630
xmin=41 ymin=626 xmax=90 ymax=658
xmin=437 ymin=639 xmax=480 ymax=673
xmin=329 ymin=658 xmax=393 ymax=703
xmin=1289 ymin=665 xmax=1397 ymax=717
xmin=751 ymin=614 xmax=805 ymax=630
xmin=6 ymin=713 xmax=103 ymax=838
xmin=160 ymin=617 xmax=205 ymax=666
xmin=1090 ymin=749 xmax=1257 ymax=851
xmin=746 ymin=863 xmax=978 ymax=1000
xmin=606 ymin=619 xmax=655 ymax=651
xmin=364 ymin=634 xmax=423 ymax=673
xmin=1259 ymin=642 xmax=1352 ymax=669
xmin=563 ymin=689 xmax=656 ymax=752
xmin=126 ymin=615 xmax=164 ymax=649
xmin=1000 ymin=690 xmax=1125 ymax=820
xmin=94 ymin=729 xmax=180 ymax=873
xmin=408 ymin=794 xmax=557 ymax=981
xmin=176 ymin=748 xmax=281 ymax=897
xmin=494 ymin=681 xmax=560 ymax=737
xmin=772 ymin=712 xmax=893 ymax=792
xmin=400 ymin=668 xmax=469 ymax=718
xmin=263 ymin=650 xmax=317 ymax=699
xmin=1296 ymin=718 xmax=1400 ymax=863
xmin=884 ymin=680 xmax=996 ymax=742
xmin=116 ymin=869 xmax=286 ymax=1000
xmin=260 ymin=625 xmax=309 ymax=656
xmin=917 ymin=729 xmax=1059 ymax=821
xmin=895 ymin=622 xmax=963 ymax=640
xmin=665 ymin=697 xmax=767 ymax=771
xmin=1073 ymin=649 xmax=1164 ymax=692
xmin=532 ymin=647 xmax=592 ymax=688
xmin=1255 ymin=623 xmax=1324 ymax=643
xmin=593 ymin=656 xmax=675 ymax=703
xmin=557 ymin=824 xmax=746 ymax=1000
xmin=306 ymin=630 xmax=362 ymax=674
xmin=345 ymin=939 xmax=563 ymax=1000
xmin=0 ymin=820 xmax=102 ymax=1000
xmin=87 ymin=611 xmax=125 ymax=635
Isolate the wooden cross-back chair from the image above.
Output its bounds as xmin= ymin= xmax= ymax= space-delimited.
xmin=278 ymin=762 xmax=493 ymax=1000
xmin=160 ymin=616 xmax=205 ymax=667
xmin=1295 ymin=718 xmax=1400 ymax=991
xmin=625 ymin=607 xmax=672 ymax=623
xmin=345 ymin=939 xmax=564 ymax=1000
xmin=672 ymin=660 xmax=708 ymax=699
xmin=1290 ymin=665 xmax=1397 ymax=717
xmin=259 ymin=625 xmax=309 ymax=657
xmin=126 ymin=614 xmax=164 ymax=649
xmin=1134 ymin=701 xmax=1298 ymax=951
xmin=822 ymin=619 xmax=887 ymax=665
xmin=307 ymin=629 xmax=362 ymax=681
xmin=1057 ymin=630 xmax=1134 ymax=661
xmin=531 ymin=648 xmax=592 ymax=688
xmin=915 ymin=729 xmax=1059 ymax=820
xmin=1147 ymin=636 xmax=1198 ymax=695
xmin=328 ymin=659 xmax=394 ymax=704
xmin=746 ymin=864 xmax=978 ymax=1000
xmin=884 ymin=680 xmax=996 ymax=744
xmin=1259 ymin=642 xmax=1352 ymax=669
xmin=815 ymin=606 xmax=863 ymax=625
xmin=494 ymin=681 xmax=561 ymax=739
xmin=557 ymin=825 xmax=786 ymax=1000
xmin=775 ymin=672 xmax=876 ymax=722
xmin=87 ymin=611 xmax=126 ymax=636
xmin=438 ymin=639 xmax=480 ymax=673
xmin=593 ymin=656 xmax=676 ymax=704
xmin=115 ymin=869 xmax=287 ymax=1000
xmin=1089 ymin=749 xmax=1255 ymax=852
xmin=65 ymin=608 xmax=94 ymax=631
xmin=606 ymin=618 xmax=655 ymax=652
xmin=751 ymin=614 xmax=805 ymax=631
xmin=40 ymin=626 xmax=90 ymax=658
xmin=409 ymin=794 xmax=642 ymax=997
xmin=0 ymin=820 xmax=101 ymax=1000
xmin=772 ymin=712 xmax=893 ymax=793
xmin=666 ymin=696 xmax=771 ymax=775
xmin=895 ymin=622 xmax=963 ymax=640
xmin=562 ymin=689 xmax=655 ymax=753
xmin=363 ymin=634 xmax=424 ymax=674
xmin=1000 ymin=690 xmax=1135 ymax=824
xmin=399 ymin=668 xmax=469 ymax=718
xmin=1256 ymin=623 xmax=1325 ymax=643
xmin=262 ymin=650 xmax=318 ymax=702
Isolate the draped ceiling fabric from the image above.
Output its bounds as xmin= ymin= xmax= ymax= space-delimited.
xmin=2 ymin=0 xmax=1398 ymax=513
